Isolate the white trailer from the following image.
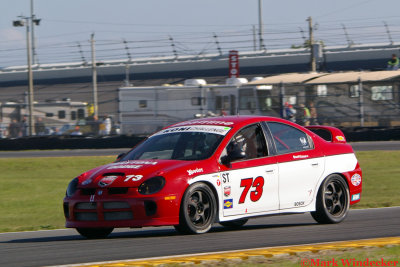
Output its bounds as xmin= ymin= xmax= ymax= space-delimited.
xmin=118 ymin=78 xmax=280 ymax=135
xmin=0 ymin=99 xmax=87 ymax=128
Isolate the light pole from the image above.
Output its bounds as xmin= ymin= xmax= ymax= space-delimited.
xmin=258 ymin=0 xmax=264 ymax=50
xmin=13 ymin=16 xmax=37 ymax=136
xmin=307 ymin=16 xmax=316 ymax=72
xmin=30 ymin=0 xmax=41 ymax=65
xmin=91 ymin=33 xmax=99 ymax=119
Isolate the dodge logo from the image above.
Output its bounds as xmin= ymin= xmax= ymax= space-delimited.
xmin=98 ymin=176 xmax=118 ymax=187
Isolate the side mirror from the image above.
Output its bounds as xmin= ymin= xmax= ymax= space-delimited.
xmin=220 ymin=155 xmax=231 ymax=167
xmin=221 ymin=142 xmax=246 ymax=167
xmin=116 ymin=152 xmax=126 ymax=161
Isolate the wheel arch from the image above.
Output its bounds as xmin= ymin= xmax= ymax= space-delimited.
xmin=313 ymin=172 xmax=350 ymax=210
xmin=185 ymin=177 xmax=221 ymax=223
xmin=175 ymin=179 xmax=220 ymax=234
xmin=330 ymin=172 xmax=350 ymax=188
xmin=202 ymin=180 xmax=220 ymax=222
xmin=311 ymin=172 xmax=351 ymax=224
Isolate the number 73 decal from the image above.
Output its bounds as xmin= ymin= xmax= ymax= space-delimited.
xmin=239 ymin=176 xmax=264 ymax=204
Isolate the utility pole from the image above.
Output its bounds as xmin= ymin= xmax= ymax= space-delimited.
xmin=13 ymin=16 xmax=35 ymax=136
xmin=30 ymin=0 xmax=40 ymax=65
xmin=258 ymin=0 xmax=264 ymax=50
xmin=307 ymin=16 xmax=316 ymax=72
xmin=91 ymin=33 xmax=98 ymax=118
xmin=252 ymin=25 xmax=257 ymax=51
xmin=26 ymin=19 xmax=34 ymax=135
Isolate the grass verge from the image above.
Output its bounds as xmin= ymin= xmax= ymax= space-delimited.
xmin=0 ymin=151 xmax=399 ymax=232
xmin=0 ymin=156 xmax=112 ymax=232
xmin=354 ymin=151 xmax=400 ymax=208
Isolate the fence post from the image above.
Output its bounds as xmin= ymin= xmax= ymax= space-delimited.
xmin=280 ymin=82 xmax=285 ymax=118
xmin=358 ymin=78 xmax=364 ymax=127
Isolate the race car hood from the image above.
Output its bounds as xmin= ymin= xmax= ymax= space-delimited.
xmin=77 ymin=159 xmax=209 ymax=188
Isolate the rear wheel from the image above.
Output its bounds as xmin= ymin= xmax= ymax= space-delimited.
xmin=175 ymin=183 xmax=217 ymax=234
xmin=311 ymin=174 xmax=350 ymax=224
xmin=220 ymin=219 xmax=248 ymax=228
xmin=76 ymin=227 xmax=114 ymax=239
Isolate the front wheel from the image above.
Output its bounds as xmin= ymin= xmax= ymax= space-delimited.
xmin=175 ymin=183 xmax=217 ymax=234
xmin=311 ymin=174 xmax=350 ymax=224
xmin=76 ymin=227 xmax=114 ymax=239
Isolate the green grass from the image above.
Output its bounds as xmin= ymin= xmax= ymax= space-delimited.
xmin=354 ymin=151 xmax=400 ymax=208
xmin=0 ymin=156 xmax=112 ymax=232
xmin=0 ymin=151 xmax=399 ymax=232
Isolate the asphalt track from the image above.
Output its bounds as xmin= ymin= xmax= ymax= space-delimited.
xmin=1 ymin=141 xmax=400 ymax=158
xmin=0 ymin=141 xmax=398 ymax=266
xmin=0 ymin=207 xmax=399 ymax=267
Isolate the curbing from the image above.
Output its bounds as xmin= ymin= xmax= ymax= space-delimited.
xmin=57 ymin=236 xmax=400 ymax=267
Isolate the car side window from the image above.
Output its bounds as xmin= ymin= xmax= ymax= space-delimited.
xmin=226 ymin=124 xmax=268 ymax=161
xmin=267 ymin=122 xmax=312 ymax=154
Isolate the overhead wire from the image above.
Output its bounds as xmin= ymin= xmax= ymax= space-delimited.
xmin=1 ymin=17 xmax=399 ymax=67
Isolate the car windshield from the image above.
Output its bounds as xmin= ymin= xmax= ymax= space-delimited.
xmin=121 ymin=125 xmax=231 ymax=161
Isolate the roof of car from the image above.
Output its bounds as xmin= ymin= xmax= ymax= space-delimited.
xmin=169 ymin=115 xmax=287 ymax=129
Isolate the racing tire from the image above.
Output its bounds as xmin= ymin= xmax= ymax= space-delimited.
xmin=175 ymin=182 xmax=217 ymax=234
xmin=220 ymin=219 xmax=248 ymax=228
xmin=311 ymin=174 xmax=350 ymax=224
xmin=76 ymin=227 xmax=114 ymax=239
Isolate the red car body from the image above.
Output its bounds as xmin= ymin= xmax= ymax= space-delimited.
xmin=64 ymin=116 xmax=362 ymax=238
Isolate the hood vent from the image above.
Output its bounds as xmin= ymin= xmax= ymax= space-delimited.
xmin=102 ymin=172 xmax=125 ymax=177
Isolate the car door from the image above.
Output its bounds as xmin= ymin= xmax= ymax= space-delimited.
xmin=265 ymin=122 xmax=324 ymax=210
xmin=218 ymin=123 xmax=279 ymax=217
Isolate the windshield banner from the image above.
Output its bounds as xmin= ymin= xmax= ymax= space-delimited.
xmin=152 ymin=125 xmax=231 ymax=136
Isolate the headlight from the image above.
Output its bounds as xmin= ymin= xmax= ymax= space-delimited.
xmin=138 ymin=176 xmax=165 ymax=195
xmin=66 ymin=177 xmax=79 ymax=197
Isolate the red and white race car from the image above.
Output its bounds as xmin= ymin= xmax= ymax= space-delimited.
xmin=63 ymin=116 xmax=362 ymax=238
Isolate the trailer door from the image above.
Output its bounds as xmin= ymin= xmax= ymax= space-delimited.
xmin=216 ymin=94 xmax=237 ymax=115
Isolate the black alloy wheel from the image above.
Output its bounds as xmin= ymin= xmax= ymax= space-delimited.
xmin=311 ymin=174 xmax=350 ymax=224
xmin=175 ymin=182 xmax=217 ymax=234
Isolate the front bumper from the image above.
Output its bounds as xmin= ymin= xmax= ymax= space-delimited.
xmin=64 ymin=187 xmax=180 ymax=228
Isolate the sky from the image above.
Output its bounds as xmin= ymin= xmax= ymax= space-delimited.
xmin=1 ymin=0 xmax=400 ymax=67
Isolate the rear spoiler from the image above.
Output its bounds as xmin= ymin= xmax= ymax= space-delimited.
xmin=305 ymin=126 xmax=347 ymax=144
